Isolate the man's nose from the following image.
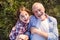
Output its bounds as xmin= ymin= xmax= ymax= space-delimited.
xmin=37 ymin=11 xmax=41 ymax=14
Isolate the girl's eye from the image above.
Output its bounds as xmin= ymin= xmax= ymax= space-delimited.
xmin=25 ymin=14 xmax=27 ymax=16
xmin=20 ymin=15 xmax=24 ymax=18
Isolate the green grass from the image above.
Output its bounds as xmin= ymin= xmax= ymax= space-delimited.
xmin=58 ymin=24 xmax=60 ymax=35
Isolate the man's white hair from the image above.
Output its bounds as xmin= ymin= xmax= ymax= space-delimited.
xmin=32 ymin=2 xmax=45 ymax=12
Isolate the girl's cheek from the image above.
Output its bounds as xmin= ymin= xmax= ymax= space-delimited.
xmin=20 ymin=17 xmax=24 ymax=21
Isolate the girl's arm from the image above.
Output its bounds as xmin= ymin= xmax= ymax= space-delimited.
xmin=9 ymin=26 xmax=16 ymax=40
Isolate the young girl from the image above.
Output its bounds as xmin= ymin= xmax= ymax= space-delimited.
xmin=9 ymin=6 xmax=30 ymax=40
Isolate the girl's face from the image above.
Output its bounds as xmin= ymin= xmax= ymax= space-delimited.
xmin=19 ymin=11 xmax=30 ymax=23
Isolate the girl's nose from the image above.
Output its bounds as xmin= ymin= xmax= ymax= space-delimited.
xmin=24 ymin=16 xmax=27 ymax=19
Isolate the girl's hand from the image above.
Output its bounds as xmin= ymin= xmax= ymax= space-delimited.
xmin=16 ymin=34 xmax=29 ymax=40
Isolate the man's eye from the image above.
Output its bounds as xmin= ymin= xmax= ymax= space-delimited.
xmin=35 ymin=11 xmax=37 ymax=13
xmin=38 ymin=9 xmax=41 ymax=11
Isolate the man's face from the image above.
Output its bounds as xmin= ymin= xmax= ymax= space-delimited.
xmin=32 ymin=3 xmax=45 ymax=18
xmin=19 ymin=11 xmax=29 ymax=23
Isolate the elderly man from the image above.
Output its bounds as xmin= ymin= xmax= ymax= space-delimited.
xmin=28 ymin=2 xmax=58 ymax=40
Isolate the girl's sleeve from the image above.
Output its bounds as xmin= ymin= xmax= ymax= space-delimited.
xmin=9 ymin=27 xmax=16 ymax=40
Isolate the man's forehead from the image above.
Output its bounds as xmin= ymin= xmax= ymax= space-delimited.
xmin=32 ymin=3 xmax=43 ymax=8
xmin=32 ymin=4 xmax=42 ymax=11
xmin=32 ymin=3 xmax=45 ymax=11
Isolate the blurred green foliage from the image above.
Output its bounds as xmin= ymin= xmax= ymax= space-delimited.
xmin=0 ymin=0 xmax=60 ymax=40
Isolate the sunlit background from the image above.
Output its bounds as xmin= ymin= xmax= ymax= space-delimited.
xmin=0 ymin=0 xmax=60 ymax=40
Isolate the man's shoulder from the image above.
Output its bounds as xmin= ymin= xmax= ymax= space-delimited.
xmin=30 ymin=15 xmax=35 ymax=18
xmin=29 ymin=15 xmax=37 ymax=23
xmin=30 ymin=15 xmax=37 ymax=20
xmin=48 ymin=16 xmax=57 ymax=22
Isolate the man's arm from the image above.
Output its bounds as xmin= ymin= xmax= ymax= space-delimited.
xmin=31 ymin=18 xmax=58 ymax=40
xmin=31 ymin=27 xmax=48 ymax=38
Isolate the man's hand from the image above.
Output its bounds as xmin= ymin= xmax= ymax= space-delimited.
xmin=16 ymin=34 xmax=29 ymax=40
xmin=31 ymin=27 xmax=48 ymax=38
xmin=31 ymin=27 xmax=39 ymax=34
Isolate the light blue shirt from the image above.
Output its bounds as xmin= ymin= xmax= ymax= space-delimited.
xmin=28 ymin=15 xmax=58 ymax=40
